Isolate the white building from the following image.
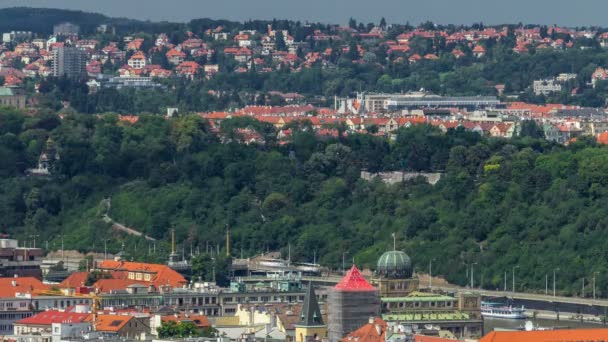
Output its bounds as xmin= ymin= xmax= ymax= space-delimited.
xmin=533 ymin=79 xmax=562 ymax=96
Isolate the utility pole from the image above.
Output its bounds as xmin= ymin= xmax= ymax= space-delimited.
xmin=104 ymin=240 xmax=107 ymax=260
xmin=545 ymin=274 xmax=548 ymax=295
xmin=594 ymin=272 xmax=599 ymax=301
xmin=471 ymin=263 xmax=477 ymax=289
xmin=512 ymin=265 xmax=519 ymax=293
xmin=582 ymin=278 xmax=585 ymax=298
xmin=504 ymin=271 xmax=507 ymax=292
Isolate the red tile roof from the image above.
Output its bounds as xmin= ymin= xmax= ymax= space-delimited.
xmin=342 ymin=317 xmax=386 ymax=342
xmin=96 ymin=260 xmax=186 ymax=288
xmin=59 ymin=272 xmax=89 ymax=289
xmin=335 ymin=265 xmax=376 ymax=292
xmin=15 ymin=310 xmax=89 ymax=326
xmin=0 ymin=277 xmax=49 ymax=297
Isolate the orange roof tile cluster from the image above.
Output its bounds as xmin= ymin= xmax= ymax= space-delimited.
xmin=598 ymin=131 xmax=608 ymax=145
xmin=59 ymin=272 xmax=89 ymax=289
xmin=342 ymin=317 xmax=387 ymax=342
xmin=97 ymin=260 xmax=187 ymax=288
xmin=0 ymin=277 xmax=49 ymax=297
xmin=479 ymin=329 xmax=608 ymax=342
xmin=89 ymin=314 xmax=133 ymax=332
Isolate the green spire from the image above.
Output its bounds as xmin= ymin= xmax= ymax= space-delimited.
xmin=297 ymin=282 xmax=324 ymax=326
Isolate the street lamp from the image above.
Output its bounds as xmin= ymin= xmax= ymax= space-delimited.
xmin=512 ymin=265 xmax=520 ymax=293
xmin=553 ymin=268 xmax=560 ymax=297
xmin=429 ymin=259 xmax=436 ymax=290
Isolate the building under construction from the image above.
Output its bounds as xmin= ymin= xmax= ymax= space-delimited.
xmin=327 ymin=265 xmax=380 ymax=341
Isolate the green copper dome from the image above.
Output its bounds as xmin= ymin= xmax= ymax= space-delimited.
xmin=376 ymin=250 xmax=412 ymax=279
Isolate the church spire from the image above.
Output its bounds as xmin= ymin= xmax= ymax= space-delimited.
xmin=297 ymin=282 xmax=324 ymax=327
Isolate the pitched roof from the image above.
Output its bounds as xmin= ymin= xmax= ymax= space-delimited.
xmin=335 ymin=265 xmax=376 ymax=292
xmin=96 ymin=260 xmax=186 ymax=287
xmin=296 ymin=283 xmax=324 ymax=327
xmin=0 ymin=277 xmax=49 ymax=297
xmin=342 ymin=317 xmax=386 ymax=342
xmin=59 ymin=272 xmax=89 ymax=288
xmin=90 ymin=314 xmax=133 ymax=332
xmin=479 ymin=329 xmax=608 ymax=342
xmin=15 ymin=310 xmax=90 ymax=326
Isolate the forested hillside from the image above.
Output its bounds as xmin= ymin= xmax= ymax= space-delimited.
xmin=1 ymin=108 xmax=607 ymax=296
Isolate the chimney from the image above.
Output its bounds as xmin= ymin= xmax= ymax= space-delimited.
xmin=375 ymin=324 xmax=382 ymax=336
xmin=368 ymin=317 xmax=374 ymax=324
xmin=11 ymin=280 xmax=17 ymax=287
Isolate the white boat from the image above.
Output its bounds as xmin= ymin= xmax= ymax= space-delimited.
xmin=481 ymin=301 xmax=527 ymax=319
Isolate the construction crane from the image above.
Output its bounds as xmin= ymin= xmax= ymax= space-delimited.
xmin=32 ymin=287 xmax=102 ymax=321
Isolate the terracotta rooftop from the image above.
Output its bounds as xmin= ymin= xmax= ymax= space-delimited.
xmin=479 ymin=329 xmax=608 ymax=342
xmin=0 ymin=277 xmax=49 ymax=297
xmin=15 ymin=310 xmax=89 ymax=326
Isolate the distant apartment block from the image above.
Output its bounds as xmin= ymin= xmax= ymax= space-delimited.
xmin=533 ymin=79 xmax=562 ymax=96
xmin=52 ymin=46 xmax=86 ymax=79
xmin=2 ymin=31 xmax=32 ymax=43
xmin=53 ymin=22 xmax=80 ymax=36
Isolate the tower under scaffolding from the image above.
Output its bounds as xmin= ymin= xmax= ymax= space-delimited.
xmin=327 ymin=265 xmax=380 ymax=342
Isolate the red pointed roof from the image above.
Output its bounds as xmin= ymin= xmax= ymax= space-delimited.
xmin=335 ymin=265 xmax=376 ymax=291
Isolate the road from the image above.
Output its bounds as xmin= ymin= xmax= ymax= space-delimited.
xmin=102 ymin=214 xmax=156 ymax=241
xmin=239 ymin=274 xmax=608 ymax=308
xmin=424 ymin=285 xmax=608 ymax=308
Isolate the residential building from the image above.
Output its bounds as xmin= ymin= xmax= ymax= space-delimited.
xmin=2 ymin=31 xmax=32 ymax=43
xmin=166 ymin=48 xmax=186 ymax=65
xmin=95 ymin=260 xmax=188 ymax=288
xmin=13 ymin=309 xmax=90 ymax=336
xmin=533 ymin=79 xmax=562 ymax=96
xmin=88 ymin=314 xmax=150 ymax=340
xmin=0 ymin=239 xmax=43 ymax=278
xmin=52 ymin=46 xmax=86 ymax=79
xmin=342 ymin=317 xmax=387 ymax=342
xmin=128 ymin=51 xmax=147 ymax=69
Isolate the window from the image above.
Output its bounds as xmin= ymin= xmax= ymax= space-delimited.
xmin=144 ymin=274 xmax=151 ymax=281
xmin=128 ymin=272 xmax=135 ymax=279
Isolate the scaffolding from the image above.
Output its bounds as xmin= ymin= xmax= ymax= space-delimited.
xmin=327 ymin=265 xmax=381 ymax=342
